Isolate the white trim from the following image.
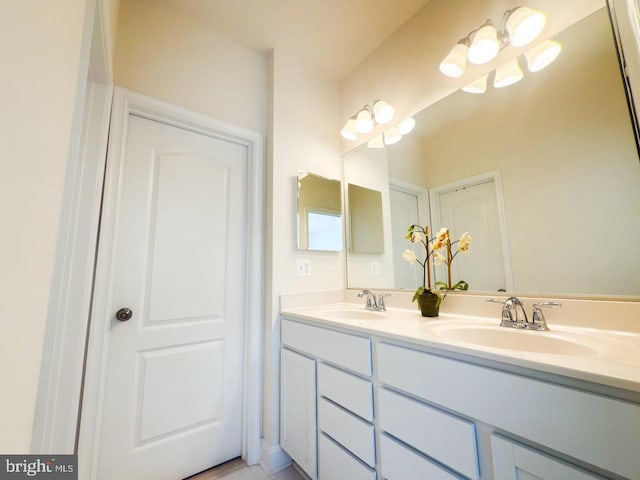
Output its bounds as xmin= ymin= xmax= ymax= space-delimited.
xmin=389 ymin=177 xmax=430 ymax=227
xmin=609 ymin=0 xmax=640 ymax=148
xmin=31 ymin=0 xmax=112 ymax=454
xmin=78 ymin=87 xmax=264 ymax=478
xmin=429 ymin=170 xmax=514 ymax=291
xmin=259 ymin=440 xmax=292 ymax=476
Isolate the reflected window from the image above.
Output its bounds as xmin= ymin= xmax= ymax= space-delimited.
xmin=308 ymin=211 xmax=343 ymax=251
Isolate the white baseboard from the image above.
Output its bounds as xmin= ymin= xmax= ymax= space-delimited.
xmin=259 ymin=440 xmax=292 ymax=476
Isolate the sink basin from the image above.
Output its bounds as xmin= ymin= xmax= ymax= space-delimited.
xmin=429 ymin=323 xmax=598 ymax=356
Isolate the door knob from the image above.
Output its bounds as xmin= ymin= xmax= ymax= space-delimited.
xmin=115 ymin=308 xmax=133 ymax=321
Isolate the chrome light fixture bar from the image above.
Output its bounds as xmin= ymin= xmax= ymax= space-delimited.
xmin=440 ymin=6 xmax=547 ymax=77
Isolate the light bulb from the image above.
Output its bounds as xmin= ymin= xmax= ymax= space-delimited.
xmin=439 ymin=41 xmax=469 ymax=77
xmin=468 ymin=23 xmax=500 ymax=64
xmin=525 ymin=40 xmax=562 ymax=72
xmin=383 ymin=126 xmax=402 ymax=145
xmin=397 ymin=117 xmax=416 ymax=135
xmin=507 ymin=7 xmax=546 ymax=47
xmin=340 ymin=117 xmax=358 ymax=140
xmin=373 ymin=100 xmax=395 ymax=124
xmin=493 ymin=58 xmax=523 ymax=88
xmin=462 ymin=74 xmax=488 ymax=94
xmin=367 ymin=135 xmax=384 ymax=149
xmin=355 ymin=108 xmax=374 ymax=134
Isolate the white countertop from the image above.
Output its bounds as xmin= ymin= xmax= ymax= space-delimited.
xmin=281 ymin=302 xmax=640 ymax=395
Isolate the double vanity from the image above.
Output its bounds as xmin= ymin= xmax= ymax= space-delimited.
xmin=279 ymin=296 xmax=640 ymax=480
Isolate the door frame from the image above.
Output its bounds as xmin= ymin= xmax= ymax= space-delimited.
xmin=31 ymin=0 xmax=113 ymax=455
xmin=389 ymin=177 xmax=430 ymax=226
xmin=429 ymin=170 xmax=514 ymax=291
xmin=78 ymin=87 xmax=264 ymax=479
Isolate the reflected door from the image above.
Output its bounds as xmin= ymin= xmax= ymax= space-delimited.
xmin=390 ymin=188 xmax=421 ymax=289
xmin=97 ymin=115 xmax=247 ymax=479
xmin=431 ymin=177 xmax=511 ymax=292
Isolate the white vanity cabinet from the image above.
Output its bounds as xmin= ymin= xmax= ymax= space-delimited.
xmin=281 ymin=318 xmax=375 ymax=480
xmin=280 ymin=348 xmax=317 ymax=478
xmin=280 ymin=315 xmax=640 ymax=480
xmin=377 ymin=342 xmax=640 ymax=480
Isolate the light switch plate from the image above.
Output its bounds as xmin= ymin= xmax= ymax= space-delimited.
xmin=297 ymin=259 xmax=311 ymax=276
xmin=371 ymin=261 xmax=381 ymax=276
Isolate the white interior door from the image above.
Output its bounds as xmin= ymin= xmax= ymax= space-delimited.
xmin=431 ymin=176 xmax=511 ymax=292
xmin=97 ymin=114 xmax=247 ymax=480
xmin=389 ymin=188 xmax=421 ymax=289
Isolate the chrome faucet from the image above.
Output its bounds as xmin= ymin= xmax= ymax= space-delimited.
xmin=487 ymin=297 xmax=560 ymax=331
xmin=357 ymin=290 xmax=389 ymax=312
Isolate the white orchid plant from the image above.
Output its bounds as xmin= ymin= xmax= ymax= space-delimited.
xmin=402 ymin=225 xmax=472 ymax=307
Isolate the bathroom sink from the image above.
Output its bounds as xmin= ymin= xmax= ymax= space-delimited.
xmin=428 ymin=323 xmax=597 ymax=356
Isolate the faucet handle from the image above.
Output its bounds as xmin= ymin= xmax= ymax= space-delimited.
xmin=531 ymin=302 xmax=561 ymax=331
xmin=377 ymin=293 xmax=390 ymax=311
xmin=486 ymin=298 xmax=506 ymax=304
xmin=486 ymin=298 xmax=513 ymax=325
xmin=533 ymin=301 xmax=562 ymax=309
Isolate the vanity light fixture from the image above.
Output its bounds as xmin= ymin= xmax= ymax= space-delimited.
xmin=461 ymin=39 xmax=561 ymax=94
xmin=355 ymin=108 xmax=375 ymax=134
xmin=397 ymin=117 xmax=416 ymax=135
xmin=462 ymin=74 xmax=488 ymax=94
xmin=439 ymin=40 xmax=470 ymax=77
xmin=340 ymin=116 xmax=358 ymax=140
xmin=493 ymin=58 xmax=524 ymax=88
xmin=372 ymin=100 xmax=395 ymax=124
xmin=383 ymin=126 xmax=402 ymax=145
xmin=468 ymin=21 xmax=501 ymax=65
xmin=439 ymin=6 xmax=547 ymax=77
xmin=525 ymin=40 xmax=562 ymax=72
xmin=341 ymin=100 xmax=395 ymax=140
xmin=363 ymin=117 xmax=416 ymax=148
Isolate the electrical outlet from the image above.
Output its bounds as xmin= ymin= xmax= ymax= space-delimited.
xmin=370 ymin=261 xmax=381 ymax=276
xmin=297 ymin=259 xmax=311 ymax=276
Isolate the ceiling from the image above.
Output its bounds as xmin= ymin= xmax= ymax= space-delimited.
xmin=151 ymin=0 xmax=431 ymax=80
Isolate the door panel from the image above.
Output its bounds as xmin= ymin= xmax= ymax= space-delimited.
xmin=434 ymin=180 xmax=508 ymax=292
xmin=97 ymin=114 xmax=247 ymax=480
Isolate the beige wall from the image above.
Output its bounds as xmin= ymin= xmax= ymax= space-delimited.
xmin=340 ymin=0 xmax=603 ymax=153
xmin=0 ymin=0 xmax=100 ymax=452
xmin=263 ymin=50 xmax=343 ymax=453
xmin=114 ymin=0 xmax=267 ymax=134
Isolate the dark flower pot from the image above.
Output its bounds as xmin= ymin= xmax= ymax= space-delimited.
xmin=418 ymin=290 xmax=440 ymax=317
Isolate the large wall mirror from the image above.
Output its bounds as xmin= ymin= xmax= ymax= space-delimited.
xmin=297 ymin=171 xmax=343 ymax=252
xmin=344 ymin=4 xmax=640 ymax=298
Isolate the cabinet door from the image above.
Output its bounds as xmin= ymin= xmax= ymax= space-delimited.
xmin=280 ymin=348 xmax=317 ymax=479
xmin=491 ymin=435 xmax=602 ymax=480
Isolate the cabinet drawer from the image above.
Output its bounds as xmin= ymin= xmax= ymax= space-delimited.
xmin=281 ymin=319 xmax=372 ymax=375
xmin=491 ymin=434 xmax=603 ymax=479
xmin=318 ymin=363 xmax=373 ymax=421
xmin=318 ymin=433 xmax=376 ymax=480
xmin=380 ymin=434 xmax=463 ymax=480
xmin=318 ymin=398 xmax=375 ymax=467
xmin=378 ymin=388 xmax=479 ymax=479
xmin=377 ymin=342 xmax=640 ymax=479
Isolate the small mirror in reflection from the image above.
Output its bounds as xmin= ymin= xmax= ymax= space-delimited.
xmin=348 ymin=183 xmax=385 ymax=254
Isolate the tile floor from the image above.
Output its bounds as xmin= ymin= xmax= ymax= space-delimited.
xmin=188 ymin=458 xmax=305 ymax=480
